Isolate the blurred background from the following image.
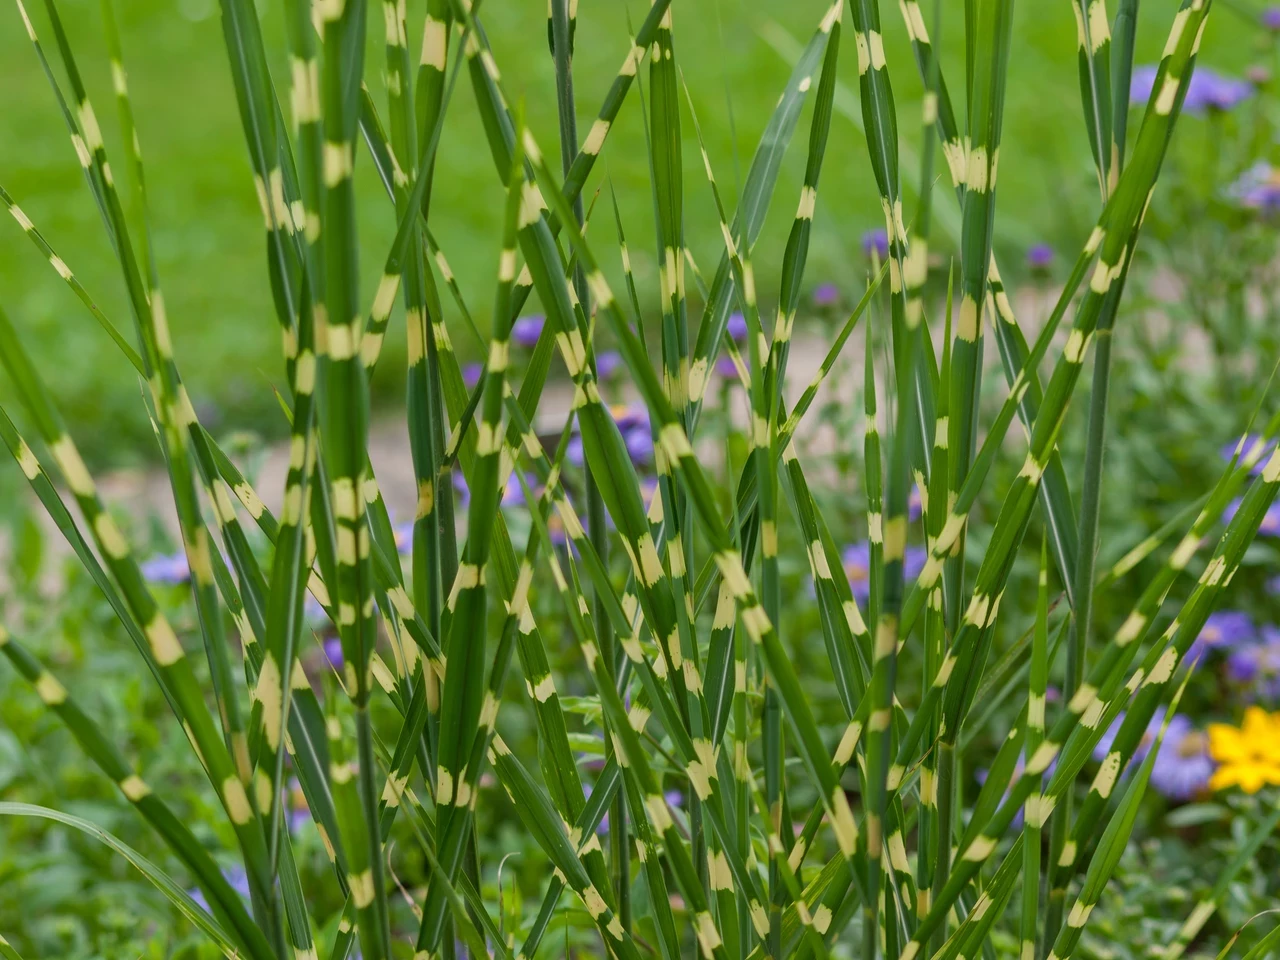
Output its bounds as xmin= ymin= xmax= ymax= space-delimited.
xmin=2 ymin=0 xmax=1265 ymax=470
xmin=8 ymin=2 xmax=1280 ymax=958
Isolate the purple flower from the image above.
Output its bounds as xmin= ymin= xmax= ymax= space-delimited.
xmin=547 ymin=513 xmax=568 ymax=547
xmin=1226 ymin=626 xmax=1280 ymax=701
xmin=1026 ymin=243 xmax=1054 ymax=271
xmin=452 ymin=469 xmax=471 ymax=508
xmin=862 ymin=228 xmax=889 ymax=261
xmin=463 ymin=362 xmax=483 ymax=389
xmin=596 ymin=350 xmax=623 ymax=379
xmin=1188 ymin=610 xmax=1257 ymax=662
xmin=141 ymin=551 xmax=190 ymax=585
xmin=324 ymin=637 xmax=344 ymax=669
xmin=571 ymin=405 xmax=652 ymax=467
xmin=975 ymin=752 xmax=1058 ymax=829
xmin=1131 ymin=66 xmax=1253 ymax=114
xmin=715 ymin=352 xmax=741 ymax=380
xmin=640 ymin=476 xmax=660 ymax=516
xmin=1130 ymin=65 xmax=1159 ymax=104
xmin=287 ymin=778 xmax=311 ymax=834
xmin=304 ymin=592 xmax=329 ymax=627
xmin=620 ymin=410 xmax=655 ymax=462
xmin=1241 ymin=184 xmax=1280 ymax=213
xmin=1149 ymin=714 xmax=1214 ymax=801
xmin=1093 ymin=711 xmax=1125 ymax=763
xmin=1191 ymin=71 xmax=1253 ymax=112
xmin=1222 ymin=497 xmax=1280 ymax=536
xmin=842 ymin=543 xmax=873 ymax=599
xmin=812 ymin=283 xmax=840 ymax=307
xmin=511 ymin=314 xmax=546 ymax=349
xmin=904 ymin=546 xmax=927 ymax=584
xmin=499 ymin=474 xmax=523 ymax=508
xmin=726 ymin=312 xmax=748 ymax=342
xmin=451 ymin=468 xmax=533 ymax=509
xmin=394 ymin=521 xmax=413 ymax=554
xmin=189 ymin=864 xmax=250 ymax=914
xmin=1187 ymin=614 xmax=1249 ymax=665
xmin=841 ymin=542 xmax=926 ymax=601
xmin=612 ymin=405 xmax=649 ymax=435
xmin=1221 ymin=434 xmax=1278 ymax=475
xmin=624 ymin=430 xmax=653 ymax=464
xmin=584 ymin=781 xmax=611 ymax=835
xmin=1227 ymin=163 xmax=1280 ymax=212
xmin=1093 ymin=708 xmax=1212 ymax=802
xmin=1263 ymin=6 xmax=1280 ymax=29
xmin=1094 ymin=709 xmax=1164 ymax=764
xmin=908 ymin=486 xmax=924 ymax=523
xmin=501 ymin=471 xmax=540 ymax=508
xmin=1228 ymin=643 xmax=1266 ymax=683
xmin=288 ymin=806 xmax=311 ymax=834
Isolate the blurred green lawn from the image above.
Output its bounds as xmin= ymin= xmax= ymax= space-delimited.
xmin=0 ymin=0 xmax=1267 ymax=467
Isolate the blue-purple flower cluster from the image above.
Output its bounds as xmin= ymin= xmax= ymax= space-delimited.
xmin=1227 ymin=163 xmax=1280 ymax=213
xmin=1026 ymin=243 xmax=1054 ymax=271
xmin=1093 ymin=708 xmax=1214 ymax=802
xmin=841 ymin=540 xmax=927 ymax=603
xmin=1130 ymin=65 xmax=1252 ymax=115
xmin=861 ymin=228 xmax=889 ymax=261
xmin=567 ymin=405 xmax=653 ymax=469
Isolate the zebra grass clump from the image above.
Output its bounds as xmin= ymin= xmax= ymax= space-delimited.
xmin=2 ymin=0 xmax=1277 ymax=959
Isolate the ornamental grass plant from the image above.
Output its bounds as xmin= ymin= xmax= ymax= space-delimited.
xmin=2 ymin=0 xmax=1280 ymax=959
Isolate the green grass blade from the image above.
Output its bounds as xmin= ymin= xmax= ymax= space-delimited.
xmin=311 ymin=1 xmax=393 ymax=955
xmin=1050 ymin=0 xmax=1124 ymax=930
xmin=905 ymin=401 xmax=1273 ymax=960
xmin=446 ymin=48 xmax=776 ymax=955
xmin=1110 ymin=0 xmax=1139 ymax=171
xmin=0 ymin=636 xmax=272 ymax=960
xmin=1020 ymin=544 xmax=1051 ymax=960
xmin=945 ymin=0 xmax=1015 ymax=643
xmin=524 ymin=132 xmax=873 ymax=956
xmin=1161 ymin=805 xmax=1280 ymax=960
xmin=1071 ymin=0 xmax=1115 ymax=199
xmin=1046 ymin=667 xmax=1196 ymax=960
xmin=686 ymin=14 xmax=836 ymax=422
xmin=893 ymin=0 xmax=1081 ymax=604
xmin=0 ymin=802 xmax=250 ymax=958
xmin=843 ymin=0 xmax=922 ymax=946
xmin=513 ymin=463 xmax=739 ymax=959
xmin=547 ymin=0 xmax=626 ymax=930
xmin=1051 ymin=418 xmax=1280 ymax=893
xmin=485 ymin=736 xmax=642 ymax=960
xmin=892 ymin=7 xmax=1223 ymax=953
xmin=0 ymin=306 xmax=282 ymax=934
xmin=414 ymin=103 xmax=526 ymax=953
xmin=0 ymin=185 xmax=143 ymax=370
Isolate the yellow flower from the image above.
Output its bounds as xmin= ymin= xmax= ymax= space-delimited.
xmin=1208 ymin=707 xmax=1280 ymax=794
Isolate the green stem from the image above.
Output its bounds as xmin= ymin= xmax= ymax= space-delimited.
xmin=1049 ymin=288 xmax=1122 ymax=948
xmin=931 ymin=742 xmax=955 ymax=957
xmin=547 ymin=0 xmax=624 ymax=933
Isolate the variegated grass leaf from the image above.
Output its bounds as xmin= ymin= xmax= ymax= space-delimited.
xmin=0 ymin=802 xmax=252 ymax=958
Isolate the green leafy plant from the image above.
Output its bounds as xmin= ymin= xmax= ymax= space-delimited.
xmin=2 ymin=0 xmax=1278 ymax=958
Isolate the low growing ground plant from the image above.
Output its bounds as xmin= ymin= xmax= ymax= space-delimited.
xmin=3 ymin=0 xmax=1280 ymax=958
